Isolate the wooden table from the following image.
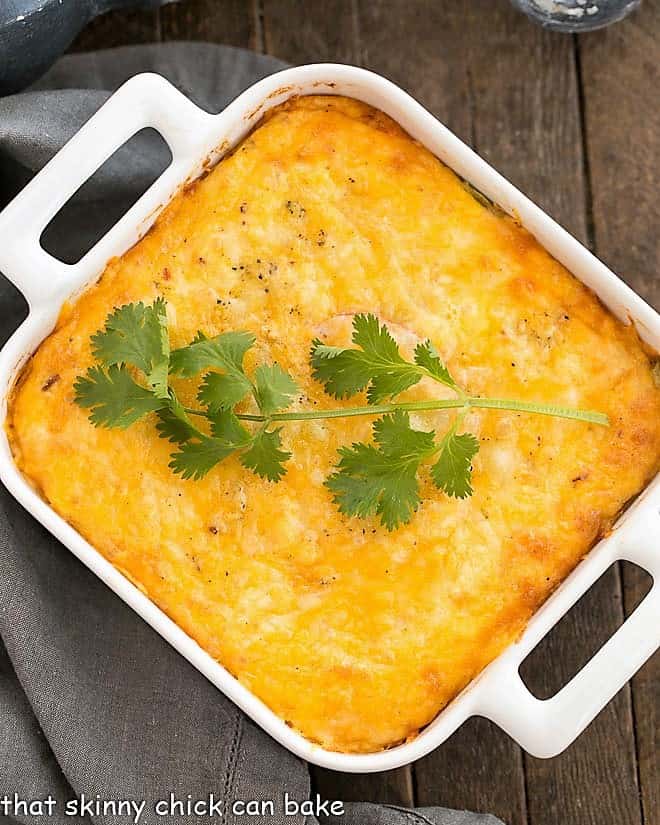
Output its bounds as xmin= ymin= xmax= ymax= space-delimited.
xmin=68 ymin=3 xmax=659 ymax=823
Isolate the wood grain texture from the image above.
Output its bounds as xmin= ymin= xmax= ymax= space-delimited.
xmin=460 ymin=9 xmax=587 ymax=242
xmin=359 ymin=0 xmax=474 ymax=146
xmin=69 ymin=8 xmax=161 ymax=51
xmin=521 ymin=564 xmax=642 ymax=825
xmin=579 ymin=0 xmax=660 ymax=308
xmin=580 ymin=4 xmax=660 ymax=824
xmin=263 ymin=0 xmax=360 ymax=64
xmin=624 ymin=565 xmax=659 ymax=825
xmin=414 ymin=718 xmax=528 ymax=825
xmin=312 ymin=768 xmax=414 ymax=807
xmin=160 ymin=0 xmax=259 ymax=50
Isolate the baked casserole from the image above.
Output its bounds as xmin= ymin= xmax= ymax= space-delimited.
xmin=8 ymin=96 xmax=660 ymax=753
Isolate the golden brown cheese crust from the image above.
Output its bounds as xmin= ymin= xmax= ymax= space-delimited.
xmin=8 ymin=96 xmax=660 ymax=753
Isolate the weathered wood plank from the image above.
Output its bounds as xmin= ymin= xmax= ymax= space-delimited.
xmin=580 ymin=2 xmax=660 ymax=309
xmin=580 ymin=4 xmax=660 ymax=824
xmin=358 ymin=0 xmax=473 ymax=146
xmin=460 ymin=15 xmax=588 ymax=240
xmin=69 ymin=8 xmax=161 ymax=52
xmin=521 ymin=564 xmax=642 ymax=825
xmin=624 ymin=566 xmax=659 ymax=825
xmin=414 ymin=718 xmax=528 ymax=825
xmin=312 ymin=768 xmax=414 ymax=807
xmin=160 ymin=0 xmax=259 ymax=50
xmin=263 ymin=0 xmax=360 ymax=64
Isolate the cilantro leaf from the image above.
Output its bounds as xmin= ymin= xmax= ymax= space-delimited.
xmin=351 ymin=312 xmax=401 ymax=357
xmin=431 ymin=429 xmax=479 ymax=498
xmin=253 ymin=364 xmax=298 ymax=416
xmin=169 ymin=412 xmax=250 ymax=481
xmin=371 ymin=409 xmax=436 ymax=455
xmin=240 ymin=428 xmax=291 ymax=482
xmin=208 ymin=409 xmax=251 ymax=444
xmin=325 ymin=443 xmax=387 ymax=518
xmin=309 ymin=340 xmax=376 ymax=399
xmin=170 ymin=329 xmax=254 ymax=413
xmin=168 ymin=436 xmax=239 ymax=481
xmin=74 ymin=365 xmax=163 ymax=429
xmin=414 ymin=340 xmax=457 ymax=389
xmin=198 ymin=371 xmax=251 ymax=412
xmin=155 ymin=395 xmax=198 ymax=444
xmin=91 ymin=299 xmax=170 ymax=398
xmin=169 ymin=330 xmax=255 ymax=378
xmin=325 ymin=410 xmax=436 ymax=530
xmin=311 ymin=314 xmax=424 ymax=404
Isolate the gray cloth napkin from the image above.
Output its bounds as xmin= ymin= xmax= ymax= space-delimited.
xmin=0 ymin=42 xmax=503 ymax=825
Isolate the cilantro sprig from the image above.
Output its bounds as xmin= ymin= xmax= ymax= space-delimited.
xmin=74 ymin=301 xmax=297 ymax=484
xmin=74 ymin=301 xmax=609 ymax=531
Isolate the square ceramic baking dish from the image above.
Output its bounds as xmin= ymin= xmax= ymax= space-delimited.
xmin=0 ymin=64 xmax=658 ymax=772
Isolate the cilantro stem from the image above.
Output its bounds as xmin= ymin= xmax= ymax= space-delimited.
xmin=184 ymin=399 xmax=608 ymax=426
xmin=266 ymin=398 xmax=609 ymax=425
xmin=184 ymin=406 xmax=214 ymax=419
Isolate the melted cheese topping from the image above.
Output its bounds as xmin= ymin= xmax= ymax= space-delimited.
xmin=8 ymin=97 xmax=660 ymax=753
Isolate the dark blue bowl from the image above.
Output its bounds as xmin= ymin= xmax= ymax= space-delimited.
xmin=0 ymin=0 xmax=174 ymax=96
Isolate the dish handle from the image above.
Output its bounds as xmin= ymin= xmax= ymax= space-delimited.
xmin=0 ymin=73 xmax=215 ymax=308
xmin=477 ymin=508 xmax=659 ymax=758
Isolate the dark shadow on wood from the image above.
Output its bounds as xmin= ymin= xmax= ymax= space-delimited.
xmin=69 ymin=7 xmax=161 ymax=51
xmin=311 ymin=767 xmax=414 ymax=807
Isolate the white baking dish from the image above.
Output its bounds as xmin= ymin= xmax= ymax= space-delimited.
xmin=0 ymin=64 xmax=658 ymax=772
